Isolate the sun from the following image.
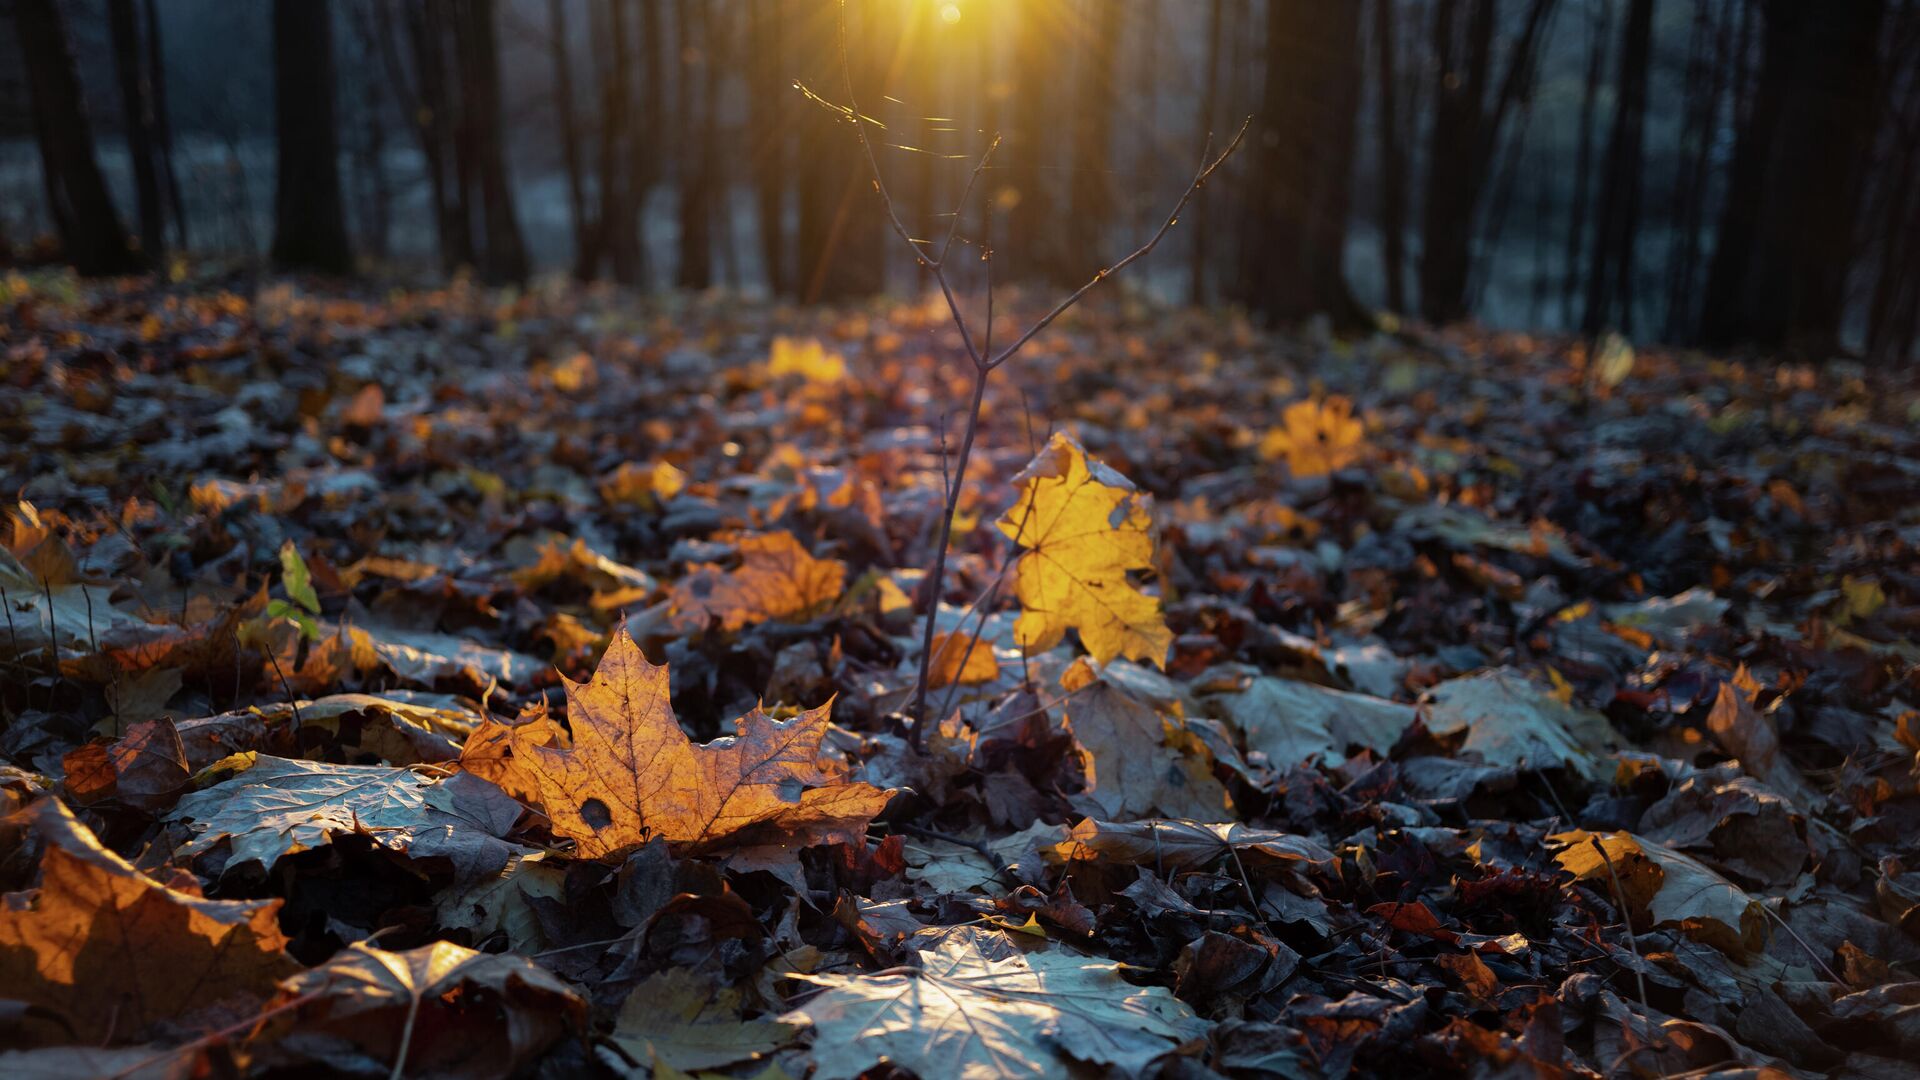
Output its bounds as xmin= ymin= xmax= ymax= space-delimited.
xmin=939 ymin=3 xmax=961 ymax=25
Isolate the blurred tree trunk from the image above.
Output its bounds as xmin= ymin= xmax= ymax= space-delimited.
xmin=143 ymin=0 xmax=186 ymax=248
xmin=1582 ymin=0 xmax=1652 ymax=335
xmin=108 ymin=0 xmax=165 ymax=260
xmin=631 ymin=0 xmax=662 ymax=286
xmin=1067 ymin=0 xmax=1118 ymax=261
xmin=597 ymin=0 xmax=637 ymax=283
xmin=1417 ymin=0 xmax=1555 ymax=324
xmin=677 ymin=0 xmax=714 ymax=290
xmin=547 ymin=0 xmax=593 ymax=279
xmin=750 ymin=0 xmax=789 ymax=294
xmin=453 ymin=0 xmax=527 ymax=285
xmin=1700 ymin=0 xmax=1886 ymax=352
xmin=1373 ymin=0 xmax=1407 ymax=313
xmin=14 ymin=0 xmax=146 ymax=275
xmin=1663 ymin=0 xmax=1729 ymax=340
xmin=1007 ymin=0 xmax=1070 ymax=284
xmin=394 ymin=0 xmax=473 ymax=274
xmin=1236 ymin=0 xmax=1363 ymax=326
xmin=1189 ymin=0 xmax=1224 ymax=304
xmin=1865 ymin=5 xmax=1920 ymax=364
xmin=797 ymin=0 xmax=882 ymax=301
xmin=272 ymin=0 xmax=353 ymax=274
xmin=1562 ymin=0 xmax=1608 ymax=325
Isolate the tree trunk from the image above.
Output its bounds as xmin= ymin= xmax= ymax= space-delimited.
xmin=454 ymin=0 xmax=527 ymax=285
xmin=677 ymin=0 xmax=713 ymax=290
xmin=1068 ymin=0 xmax=1119 ymax=262
xmin=272 ymin=0 xmax=353 ymax=274
xmin=1417 ymin=0 xmax=1556 ymax=324
xmin=632 ymin=0 xmax=663 ymax=286
xmin=596 ymin=0 xmax=637 ymax=282
xmin=1007 ymin=0 xmax=1070 ymax=284
xmin=797 ymin=0 xmax=882 ymax=302
xmin=14 ymin=0 xmax=146 ymax=276
xmin=143 ymin=0 xmax=187 ymax=248
xmin=1373 ymin=0 xmax=1407 ymax=313
xmin=1583 ymin=0 xmax=1653 ymax=335
xmin=108 ymin=0 xmax=165 ymax=260
xmin=1700 ymin=0 xmax=1886 ymax=352
xmin=1238 ymin=0 xmax=1364 ymax=326
xmin=1189 ymin=0 xmax=1225 ymax=304
xmin=750 ymin=0 xmax=788 ymax=294
xmin=548 ymin=0 xmax=593 ymax=280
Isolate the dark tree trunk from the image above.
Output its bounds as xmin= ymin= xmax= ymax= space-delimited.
xmin=1189 ymin=0 xmax=1225 ymax=304
xmin=677 ymin=0 xmax=713 ymax=290
xmin=1373 ymin=0 xmax=1408 ymax=313
xmin=1663 ymin=0 xmax=1728 ymax=340
xmin=1417 ymin=0 xmax=1556 ymax=324
xmin=143 ymin=0 xmax=186 ymax=248
xmin=1007 ymin=0 xmax=1070 ymax=284
xmin=272 ymin=0 xmax=353 ymax=274
xmin=394 ymin=0 xmax=472 ymax=273
xmin=548 ymin=0 xmax=593 ymax=279
xmin=750 ymin=0 xmax=788 ymax=294
xmin=1563 ymin=0 xmax=1609 ymax=325
xmin=1238 ymin=0 xmax=1364 ymax=326
xmin=108 ymin=0 xmax=165 ymax=260
xmin=454 ymin=0 xmax=527 ymax=285
xmin=14 ymin=0 xmax=145 ymax=276
xmin=1583 ymin=0 xmax=1653 ymax=335
xmin=1068 ymin=2 xmax=1119 ymax=262
xmin=597 ymin=0 xmax=637 ymax=282
xmin=797 ymin=0 xmax=882 ymax=302
xmin=632 ymin=0 xmax=663 ymax=286
xmin=1699 ymin=0 xmax=1887 ymax=352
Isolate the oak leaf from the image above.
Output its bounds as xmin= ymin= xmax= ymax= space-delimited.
xmin=504 ymin=625 xmax=891 ymax=858
xmin=997 ymin=433 xmax=1171 ymax=668
xmin=671 ymin=531 xmax=847 ymax=632
xmin=0 ymin=800 xmax=295 ymax=1042
xmin=1257 ymin=396 xmax=1365 ymax=476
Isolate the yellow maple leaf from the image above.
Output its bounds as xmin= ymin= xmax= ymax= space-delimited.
xmin=600 ymin=460 xmax=687 ymax=507
xmin=1258 ymin=396 xmax=1366 ymax=476
xmin=765 ymin=336 xmax=847 ymax=383
xmin=504 ymin=626 xmax=890 ymax=858
xmin=997 ymin=433 xmax=1172 ymax=669
xmin=671 ymin=531 xmax=846 ymax=632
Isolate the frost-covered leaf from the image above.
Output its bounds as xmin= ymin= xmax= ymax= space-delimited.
xmin=784 ymin=925 xmax=1202 ymax=1079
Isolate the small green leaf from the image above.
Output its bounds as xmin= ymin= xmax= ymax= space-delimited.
xmin=278 ymin=540 xmax=320 ymax=615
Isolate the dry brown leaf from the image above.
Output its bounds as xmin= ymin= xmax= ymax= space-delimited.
xmin=0 ymin=800 xmax=294 ymax=1042
xmin=267 ymin=940 xmax=585 ymax=1079
xmin=671 ymin=531 xmax=847 ymax=632
xmin=505 ymin=625 xmax=891 ymax=858
xmin=1551 ymin=829 xmax=1767 ymax=959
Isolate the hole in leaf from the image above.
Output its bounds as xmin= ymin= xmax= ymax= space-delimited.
xmin=581 ymin=797 xmax=612 ymax=830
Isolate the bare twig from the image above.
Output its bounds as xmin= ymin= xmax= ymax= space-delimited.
xmin=1588 ymin=836 xmax=1658 ymax=1046
xmin=807 ymin=1 xmax=1248 ymax=750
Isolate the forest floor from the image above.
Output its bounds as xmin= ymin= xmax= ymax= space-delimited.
xmin=2 ymin=270 xmax=1919 ymax=1078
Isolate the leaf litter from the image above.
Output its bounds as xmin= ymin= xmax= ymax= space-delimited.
xmin=1 ymin=276 xmax=1920 ymax=1076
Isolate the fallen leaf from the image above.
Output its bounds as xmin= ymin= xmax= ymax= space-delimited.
xmin=998 ymin=433 xmax=1171 ymax=668
xmin=611 ymin=968 xmax=798 ymax=1072
xmin=1258 ymin=396 xmax=1365 ymax=476
xmin=783 ymin=925 xmax=1202 ymax=1079
xmin=927 ymin=630 xmax=1001 ymax=689
xmin=1421 ymin=668 xmax=1621 ymax=779
xmin=1208 ymin=671 xmax=1418 ymax=768
xmin=505 ymin=625 xmax=891 ymax=857
xmin=1064 ymin=673 xmax=1231 ymax=821
xmin=267 ymin=941 xmax=585 ymax=1079
xmin=0 ymin=800 xmax=294 ymax=1041
xmin=671 ymin=531 xmax=847 ymax=632
xmin=1551 ymin=830 xmax=1767 ymax=958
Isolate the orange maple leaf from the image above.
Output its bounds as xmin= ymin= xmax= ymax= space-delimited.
xmin=503 ymin=626 xmax=890 ymax=858
xmin=1258 ymin=396 xmax=1366 ymax=477
xmin=671 ymin=531 xmax=846 ymax=632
